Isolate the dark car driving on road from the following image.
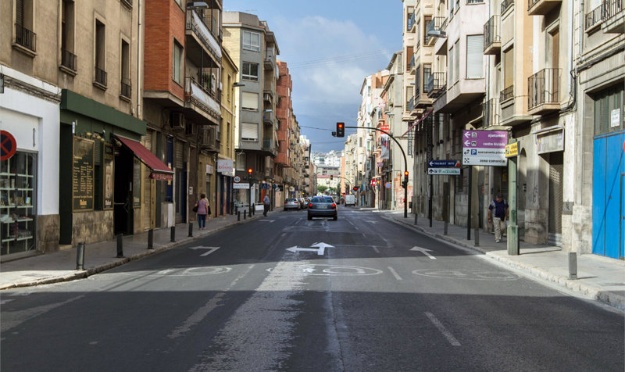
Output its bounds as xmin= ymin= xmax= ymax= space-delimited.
xmin=307 ymin=196 xmax=337 ymax=220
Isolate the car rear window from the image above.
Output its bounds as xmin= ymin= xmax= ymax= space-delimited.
xmin=323 ymin=197 xmax=334 ymax=202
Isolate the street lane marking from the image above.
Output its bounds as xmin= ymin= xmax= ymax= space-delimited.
xmin=372 ymin=246 xmax=380 ymax=254
xmin=388 ymin=266 xmax=403 ymax=281
xmin=410 ymin=246 xmax=436 ymax=259
xmin=425 ymin=312 xmax=461 ymax=347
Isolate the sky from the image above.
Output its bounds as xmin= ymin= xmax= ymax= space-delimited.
xmin=223 ymin=0 xmax=404 ymax=153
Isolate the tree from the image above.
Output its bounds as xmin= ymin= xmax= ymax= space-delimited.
xmin=317 ymin=185 xmax=328 ymax=194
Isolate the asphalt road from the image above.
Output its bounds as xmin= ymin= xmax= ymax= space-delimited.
xmin=1 ymin=207 xmax=623 ymax=371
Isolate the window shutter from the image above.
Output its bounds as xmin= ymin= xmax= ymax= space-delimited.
xmin=467 ymin=35 xmax=484 ymax=79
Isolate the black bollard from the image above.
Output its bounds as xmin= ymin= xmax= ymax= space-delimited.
xmin=147 ymin=229 xmax=153 ymax=250
xmin=244 ymin=210 xmax=247 ymax=220
xmin=76 ymin=242 xmax=85 ymax=270
xmin=116 ymin=234 xmax=124 ymax=258
xmin=474 ymin=227 xmax=480 ymax=247
xmin=170 ymin=226 xmax=175 ymax=242
xmin=569 ymin=252 xmax=577 ymax=280
xmin=444 ymin=220 xmax=448 ymax=235
xmin=188 ymin=223 xmax=193 ymax=237
xmin=237 ymin=211 xmax=241 ymax=221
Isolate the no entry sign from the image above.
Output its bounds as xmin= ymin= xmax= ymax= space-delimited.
xmin=0 ymin=130 xmax=17 ymax=161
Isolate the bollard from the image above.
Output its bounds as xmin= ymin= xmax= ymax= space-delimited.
xmin=444 ymin=221 xmax=448 ymax=235
xmin=170 ymin=226 xmax=176 ymax=242
xmin=244 ymin=210 xmax=247 ymax=219
xmin=569 ymin=252 xmax=577 ymax=280
xmin=474 ymin=227 xmax=479 ymax=247
xmin=76 ymin=242 xmax=85 ymax=270
xmin=414 ymin=212 xmax=418 ymax=225
xmin=251 ymin=206 xmax=254 ymax=216
xmin=188 ymin=223 xmax=193 ymax=237
xmin=147 ymin=229 xmax=154 ymax=250
xmin=237 ymin=211 xmax=241 ymax=221
xmin=116 ymin=234 xmax=124 ymax=258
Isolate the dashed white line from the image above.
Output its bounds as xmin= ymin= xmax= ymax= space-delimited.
xmin=387 ymin=266 xmax=403 ymax=281
xmin=425 ymin=312 xmax=461 ymax=346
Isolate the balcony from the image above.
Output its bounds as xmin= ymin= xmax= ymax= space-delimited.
xmin=262 ymin=138 xmax=277 ymax=155
xmin=500 ymin=85 xmax=533 ymax=127
xmin=14 ymin=24 xmax=36 ymax=55
xmin=60 ymin=49 xmax=77 ymax=74
xmin=407 ymin=12 xmax=416 ymax=32
xmin=484 ymin=16 xmax=501 ymax=55
xmin=184 ymin=76 xmax=221 ymax=123
xmin=586 ymin=5 xmax=603 ymax=32
xmin=185 ymin=10 xmax=222 ymax=62
xmin=120 ymin=78 xmax=132 ymax=101
xmin=409 ymin=55 xmax=416 ymax=73
xmin=528 ymin=68 xmax=561 ymax=115
xmin=415 ymin=81 xmax=433 ymax=108
xmin=425 ymin=17 xmax=446 ymax=46
xmin=528 ymin=0 xmax=562 ymax=16
xmin=265 ymin=47 xmax=276 ymax=70
xmin=501 ymin=0 xmax=514 ymax=15
xmin=500 ymin=85 xmax=514 ymax=103
xmin=602 ymin=0 xmax=625 ymax=34
xmin=263 ymin=110 xmax=275 ymax=125
xmin=426 ymin=72 xmax=446 ymax=99
xmin=94 ymin=67 xmax=107 ymax=89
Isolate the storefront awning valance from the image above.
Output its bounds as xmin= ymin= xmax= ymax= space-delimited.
xmin=115 ymin=136 xmax=173 ymax=181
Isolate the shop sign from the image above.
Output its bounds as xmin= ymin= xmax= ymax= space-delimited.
xmin=462 ymin=130 xmax=507 ymax=166
xmin=73 ymin=137 xmax=94 ymax=211
xmin=505 ymin=141 xmax=519 ymax=158
xmin=535 ymin=127 xmax=564 ymax=154
xmin=217 ymin=159 xmax=234 ymax=176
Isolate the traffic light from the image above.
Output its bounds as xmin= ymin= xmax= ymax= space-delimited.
xmin=336 ymin=122 xmax=345 ymax=137
xmin=330 ymin=175 xmax=333 ymax=181
xmin=402 ymin=171 xmax=409 ymax=188
xmin=247 ymin=168 xmax=253 ymax=178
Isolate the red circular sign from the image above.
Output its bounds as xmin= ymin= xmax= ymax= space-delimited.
xmin=0 ymin=130 xmax=17 ymax=161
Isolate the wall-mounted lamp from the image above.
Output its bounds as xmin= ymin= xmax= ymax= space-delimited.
xmin=186 ymin=1 xmax=209 ymax=9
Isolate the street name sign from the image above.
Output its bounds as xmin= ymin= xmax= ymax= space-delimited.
xmin=428 ymin=160 xmax=460 ymax=168
xmin=428 ymin=168 xmax=461 ymax=175
xmin=462 ymin=130 xmax=507 ymax=166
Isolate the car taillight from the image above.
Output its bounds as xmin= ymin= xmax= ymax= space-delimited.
xmin=331 ymin=203 xmax=336 ymax=209
xmin=308 ymin=203 xmax=313 ymax=208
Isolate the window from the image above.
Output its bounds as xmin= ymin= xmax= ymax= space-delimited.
xmin=448 ymin=44 xmax=455 ymax=85
xmin=466 ymin=35 xmax=484 ymax=79
xmin=173 ymin=40 xmax=183 ymax=84
xmin=14 ymin=0 xmax=36 ymax=53
xmin=94 ymin=20 xmax=107 ymax=87
xmin=236 ymin=152 xmax=246 ymax=171
xmin=242 ymin=62 xmax=259 ymax=81
xmin=424 ymin=64 xmax=432 ymax=92
xmin=594 ymin=85 xmax=624 ymax=135
xmin=453 ymin=41 xmax=460 ymax=83
xmin=243 ymin=30 xmax=261 ymax=52
xmin=60 ymin=0 xmax=76 ymax=71
xmin=120 ymin=39 xmax=131 ymax=99
xmin=503 ymin=47 xmax=514 ymax=94
xmin=241 ymin=122 xmax=259 ymax=141
xmin=242 ymin=92 xmax=259 ymax=110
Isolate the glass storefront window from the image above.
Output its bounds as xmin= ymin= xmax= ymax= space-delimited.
xmin=1 ymin=152 xmax=37 ymax=255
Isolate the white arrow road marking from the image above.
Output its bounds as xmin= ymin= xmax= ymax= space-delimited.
xmin=190 ymin=246 xmax=220 ymax=256
xmin=410 ymin=246 xmax=436 ymax=259
xmin=286 ymin=242 xmax=335 ymax=256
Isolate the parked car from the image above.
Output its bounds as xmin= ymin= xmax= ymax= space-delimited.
xmin=307 ymin=196 xmax=337 ymax=220
xmin=284 ymin=198 xmax=300 ymax=211
xmin=344 ymin=194 xmax=356 ymax=206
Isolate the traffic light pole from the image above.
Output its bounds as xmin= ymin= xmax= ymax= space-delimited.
xmin=336 ymin=126 xmax=408 ymax=218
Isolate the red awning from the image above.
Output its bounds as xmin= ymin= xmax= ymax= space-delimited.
xmin=115 ymin=135 xmax=173 ymax=181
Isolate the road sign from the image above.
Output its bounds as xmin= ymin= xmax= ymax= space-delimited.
xmin=233 ymin=182 xmax=250 ymax=189
xmin=462 ymin=130 xmax=507 ymax=166
xmin=0 ymin=130 xmax=17 ymax=161
xmin=505 ymin=141 xmax=519 ymax=158
xmin=427 ymin=168 xmax=461 ymax=175
xmin=428 ymin=160 xmax=460 ymax=168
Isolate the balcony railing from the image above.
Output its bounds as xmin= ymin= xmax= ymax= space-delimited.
xmin=528 ymin=68 xmax=560 ymax=113
xmin=603 ymin=0 xmax=624 ymax=20
xmin=484 ymin=15 xmax=501 ymax=55
xmin=120 ymin=78 xmax=132 ymax=99
xmin=426 ymin=72 xmax=446 ymax=98
xmin=185 ymin=77 xmax=221 ymax=120
xmin=61 ymin=49 xmax=77 ymax=71
xmin=586 ymin=5 xmax=603 ymax=30
xmin=500 ymin=85 xmax=514 ymax=103
xmin=528 ymin=0 xmax=562 ymax=16
xmin=95 ymin=67 xmax=107 ymax=87
xmin=15 ymin=24 xmax=36 ymax=52
xmin=407 ymin=12 xmax=416 ymax=31
xmin=501 ymin=0 xmax=514 ymax=14
xmin=425 ymin=17 xmax=446 ymax=45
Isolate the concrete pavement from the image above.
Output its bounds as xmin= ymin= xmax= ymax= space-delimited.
xmin=1 ymin=208 xmax=624 ymax=312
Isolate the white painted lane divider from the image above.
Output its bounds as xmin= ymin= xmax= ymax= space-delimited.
xmin=410 ymin=246 xmax=436 ymax=259
xmin=425 ymin=312 xmax=461 ymax=347
xmin=190 ymin=246 xmax=220 ymax=256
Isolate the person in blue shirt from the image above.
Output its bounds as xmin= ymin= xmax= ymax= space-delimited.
xmin=488 ymin=192 xmax=509 ymax=243
xmin=263 ymin=194 xmax=270 ymax=217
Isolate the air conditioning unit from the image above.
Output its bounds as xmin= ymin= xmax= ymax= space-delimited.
xmin=170 ymin=112 xmax=186 ymax=130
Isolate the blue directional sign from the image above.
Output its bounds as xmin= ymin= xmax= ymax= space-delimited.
xmin=428 ymin=160 xmax=460 ymax=168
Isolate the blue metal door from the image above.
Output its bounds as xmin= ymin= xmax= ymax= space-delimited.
xmin=593 ymin=132 xmax=625 ymax=258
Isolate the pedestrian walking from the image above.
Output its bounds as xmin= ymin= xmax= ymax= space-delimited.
xmin=195 ymin=193 xmax=210 ymax=230
xmin=263 ymin=194 xmax=270 ymax=217
xmin=488 ymin=192 xmax=509 ymax=243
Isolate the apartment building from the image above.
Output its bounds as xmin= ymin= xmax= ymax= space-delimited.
xmin=218 ymin=47 xmax=238 ymax=216
xmin=575 ymin=0 xmax=624 ymax=258
xmin=1 ymin=0 xmax=157 ymax=257
xmin=222 ymin=11 xmax=279 ymax=208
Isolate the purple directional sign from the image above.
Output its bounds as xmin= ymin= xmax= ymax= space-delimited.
xmin=462 ymin=130 xmax=508 ymax=166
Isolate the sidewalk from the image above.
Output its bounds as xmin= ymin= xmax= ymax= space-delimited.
xmin=0 ymin=212 xmax=259 ymax=290
xmin=380 ymin=210 xmax=625 ymax=312
xmin=1 ymin=209 xmax=624 ymax=312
